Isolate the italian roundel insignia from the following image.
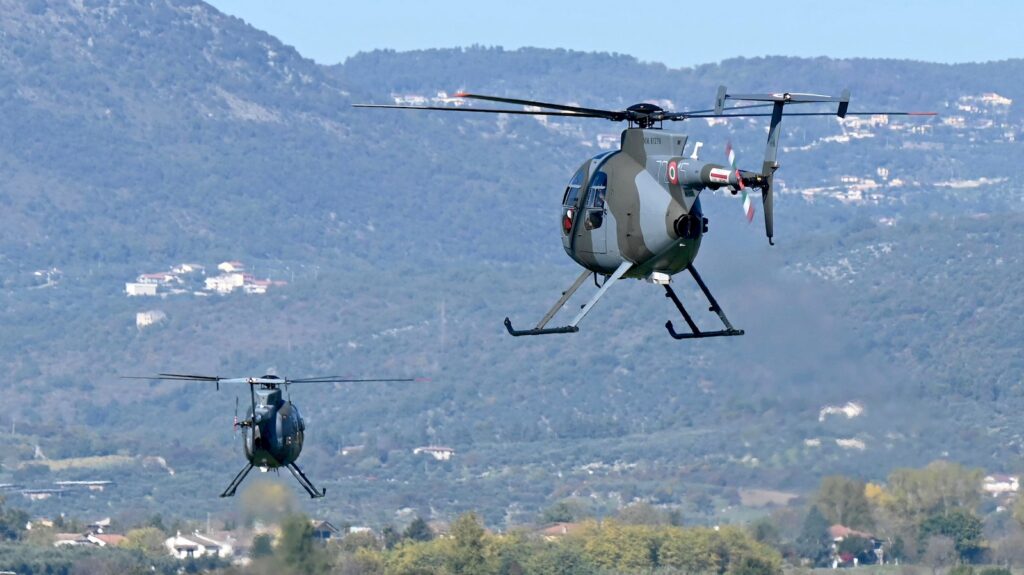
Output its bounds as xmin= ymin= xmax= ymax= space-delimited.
xmin=667 ymin=160 xmax=679 ymax=185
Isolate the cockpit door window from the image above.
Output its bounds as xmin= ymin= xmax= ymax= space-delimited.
xmin=584 ymin=172 xmax=607 ymax=230
xmin=585 ymin=172 xmax=607 ymax=209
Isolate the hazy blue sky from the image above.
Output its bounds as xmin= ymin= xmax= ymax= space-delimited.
xmin=206 ymin=0 xmax=1022 ymax=68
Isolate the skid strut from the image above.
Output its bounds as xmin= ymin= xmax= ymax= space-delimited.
xmin=287 ymin=462 xmax=326 ymax=499
xmin=505 ymin=261 xmax=632 ymax=336
xmin=220 ymin=463 xmax=254 ymax=498
xmin=664 ymin=266 xmax=745 ymax=340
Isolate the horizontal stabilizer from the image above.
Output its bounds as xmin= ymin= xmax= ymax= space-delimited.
xmin=715 ymin=86 xmax=854 ymax=117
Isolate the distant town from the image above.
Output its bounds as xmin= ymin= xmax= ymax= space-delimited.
xmin=390 ymin=90 xmax=1016 ymax=206
xmin=123 ymin=260 xmax=289 ymax=329
xmin=125 ymin=260 xmax=287 ymax=299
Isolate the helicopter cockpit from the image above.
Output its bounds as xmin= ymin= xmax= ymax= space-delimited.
xmin=561 ymin=169 xmax=584 ymax=235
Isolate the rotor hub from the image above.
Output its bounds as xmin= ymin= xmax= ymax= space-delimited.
xmin=626 ymin=103 xmax=664 ymax=129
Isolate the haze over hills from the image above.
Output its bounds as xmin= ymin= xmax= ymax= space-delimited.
xmin=1 ymin=0 xmax=1022 ymax=527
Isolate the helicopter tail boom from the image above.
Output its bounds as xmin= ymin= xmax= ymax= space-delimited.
xmin=679 ymin=163 xmax=766 ymax=191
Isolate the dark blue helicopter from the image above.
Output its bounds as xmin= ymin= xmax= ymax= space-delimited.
xmin=130 ymin=372 xmax=413 ymax=498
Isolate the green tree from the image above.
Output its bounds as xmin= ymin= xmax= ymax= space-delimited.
xmin=887 ymin=461 xmax=983 ymax=524
xmin=715 ymin=526 xmax=784 ymax=575
xmin=250 ymin=533 xmax=274 ymax=559
xmin=919 ymin=508 xmax=984 ymax=563
xmin=382 ymin=525 xmax=401 ymax=550
xmin=730 ymin=554 xmax=782 ymax=575
xmin=145 ymin=514 xmax=168 ymax=532
xmin=1011 ymin=494 xmax=1024 ymax=530
xmin=815 ymin=475 xmax=874 ymax=530
xmin=616 ymin=502 xmax=670 ymax=526
xmin=447 ymin=512 xmax=487 ymax=574
xmin=341 ymin=530 xmax=381 ymax=553
xmin=612 ymin=524 xmax=659 ymax=571
xmin=540 ymin=499 xmax=590 ymax=524
xmin=340 ymin=547 xmax=385 ymax=575
xmin=578 ymin=520 xmax=659 ymax=571
xmin=749 ymin=516 xmax=781 ymax=547
xmin=795 ymin=505 xmax=832 ymax=567
xmin=402 ymin=516 xmax=433 ymax=542
xmin=0 ymin=497 xmax=27 ymax=541
xmin=385 ymin=537 xmax=450 ymax=574
xmin=276 ymin=513 xmax=331 ymax=574
xmin=123 ymin=527 xmax=166 ymax=556
xmin=523 ymin=544 xmax=593 ymax=575
xmin=659 ymin=527 xmax=720 ymax=573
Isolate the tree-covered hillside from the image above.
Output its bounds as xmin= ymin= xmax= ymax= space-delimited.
xmin=0 ymin=0 xmax=1021 ymax=528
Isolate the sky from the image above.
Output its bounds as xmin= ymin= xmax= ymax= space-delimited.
xmin=205 ymin=0 xmax=1023 ymax=69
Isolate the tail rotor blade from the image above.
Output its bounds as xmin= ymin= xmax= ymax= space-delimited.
xmin=762 ymin=174 xmax=775 ymax=245
xmin=725 ymin=141 xmax=755 ymax=223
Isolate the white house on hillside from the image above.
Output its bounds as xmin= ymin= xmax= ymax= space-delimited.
xmin=165 ymin=531 xmax=234 ymax=559
xmin=125 ymin=282 xmax=158 ymax=296
xmin=983 ymin=474 xmax=1019 ymax=497
xmin=205 ymin=273 xmax=245 ymax=294
xmin=136 ymin=310 xmax=167 ymax=329
xmin=413 ymin=446 xmax=455 ymax=461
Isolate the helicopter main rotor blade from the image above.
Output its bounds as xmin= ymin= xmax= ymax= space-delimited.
xmin=352 ymin=103 xmax=609 ymax=118
xmin=664 ymin=102 xmax=777 ymax=119
xmin=452 ymin=92 xmax=625 ymax=120
xmin=156 ymin=372 xmax=223 ymax=381
xmin=286 ymin=376 xmax=417 ymax=384
xmin=121 ymin=373 xmax=232 ymax=390
xmin=121 ymin=374 xmax=221 ymax=382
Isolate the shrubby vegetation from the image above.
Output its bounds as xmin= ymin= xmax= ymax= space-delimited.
xmin=226 ymin=511 xmax=781 ymax=575
xmin=5 ymin=460 xmax=1024 ymax=573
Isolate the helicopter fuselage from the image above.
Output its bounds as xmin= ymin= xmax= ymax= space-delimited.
xmin=562 ymin=128 xmax=738 ymax=280
xmin=243 ymin=386 xmax=305 ymax=469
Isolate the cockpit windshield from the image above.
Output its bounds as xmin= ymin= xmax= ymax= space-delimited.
xmin=562 ymin=169 xmax=585 ymax=207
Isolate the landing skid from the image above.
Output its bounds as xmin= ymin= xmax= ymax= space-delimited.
xmin=287 ymin=462 xmax=326 ymax=499
xmin=664 ymin=266 xmax=745 ymax=340
xmin=505 ymin=261 xmax=632 ymax=336
xmin=220 ymin=463 xmax=253 ymax=498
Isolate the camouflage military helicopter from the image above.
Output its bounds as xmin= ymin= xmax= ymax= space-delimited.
xmin=128 ymin=372 xmax=413 ymax=498
xmin=356 ymin=88 xmax=933 ymax=339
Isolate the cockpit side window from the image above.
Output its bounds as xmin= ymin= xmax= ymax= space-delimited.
xmin=586 ymin=172 xmax=607 ymax=208
xmin=562 ymin=169 xmax=585 ymax=207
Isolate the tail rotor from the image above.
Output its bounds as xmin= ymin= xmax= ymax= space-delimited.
xmin=725 ymin=141 xmax=756 ymax=224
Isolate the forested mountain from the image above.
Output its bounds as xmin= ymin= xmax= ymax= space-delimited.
xmin=1 ymin=0 xmax=1021 ymax=528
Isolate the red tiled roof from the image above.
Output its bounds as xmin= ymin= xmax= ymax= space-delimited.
xmin=93 ymin=534 xmax=126 ymax=546
xmin=538 ymin=522 xmax=585 ymax=537
xmin=829 ymin=524 xmax=874 ymax=540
